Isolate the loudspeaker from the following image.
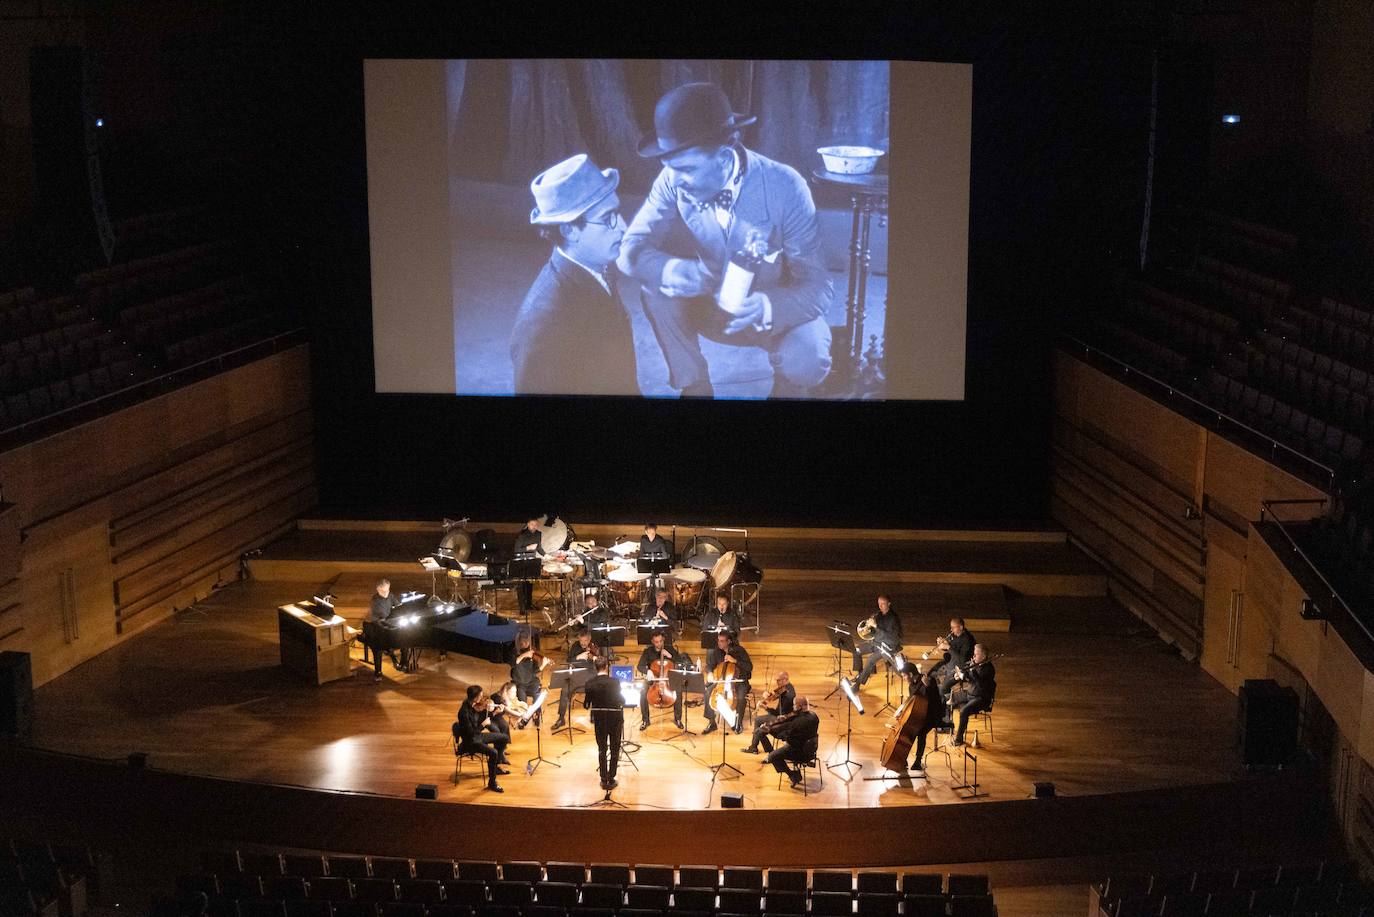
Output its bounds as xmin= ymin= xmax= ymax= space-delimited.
xmin=1033 ymin=781 xmax=1056 ymax=799
xmin=415 ymin=784 xmax=438 ymax=800
xmin=1239 ymin=679 xmax=1299 ymax=768
xmin=0 ymin=651 xmax=34 ymax=740
xmin=720 ymin=792 xmax=744 ymax=808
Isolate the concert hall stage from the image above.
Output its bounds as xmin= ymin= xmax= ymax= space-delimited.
xmin=7 ymin=522 xmax=1321 ymax=873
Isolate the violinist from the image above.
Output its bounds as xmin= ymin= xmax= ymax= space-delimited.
xmin=949 ymin=644 xmax=996 ymax=747
xmin=582 ymin=656 xmax=625 ymax=790
xmin=510 ymin=626 xmax=549 ymax=704
xmin=552 ymin=627 xmax=601 ymax=731
xmin=702 ymin=631 xmax=752 ymax=734
xmin=701 ymin=592 xmax=741 ymax=640
xmin=742 ymin=670 xmax=794 ymax=754
xmin=758 ymin=696 xmax=819 ymax=788
xmin=901 ymin=669 xmax=947 ymax=776
xmin=494 ymin=681 xmax=534 ymax=729
xmin=453 ymin=684 xmax=511 ymax=793
xmin=636 ymin=632 xmax=689 ymax=730
xmin=852 ymin=594 xmax=903 ymax=689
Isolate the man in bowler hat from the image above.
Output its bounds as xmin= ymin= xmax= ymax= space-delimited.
xmin=510 ymin=154 xmax=637 ymax=395
xmin=618 ymin=82 xmax=833 ymax=398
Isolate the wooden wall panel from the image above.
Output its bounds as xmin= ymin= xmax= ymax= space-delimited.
xmin=0 ymin=345 xmax=314 ymax=686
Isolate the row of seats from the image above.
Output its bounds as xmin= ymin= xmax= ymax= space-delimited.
xmin=0 ymin=361 xmax=143 ymax=431
xmin=2 ymin=838 xmax=97 ymax=917
xmin=111 ymin=206 xmax=217 ymax=261
xmin=1094 ymin=860 xmax=1361 ymax=917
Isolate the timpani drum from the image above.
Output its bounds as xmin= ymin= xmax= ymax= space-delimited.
xmin=607 ymin=566 xmax=651 ymax=610
xmin=663 ymin=566 xmax=707 ymax=615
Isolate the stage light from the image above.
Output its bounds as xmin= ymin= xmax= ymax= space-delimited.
xmin=94 ymin=117 xmax=104 ymax=128
xmin=1221 ymin=113 xmax=1241 ymax=125
xmin=840 ymin=676 xmax=865 ymax=715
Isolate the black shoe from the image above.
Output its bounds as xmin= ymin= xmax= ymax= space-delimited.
xmin=950 ymin=738 xmax=965 ymax=747
xmin=788 ymin=769 xmax=802 ymax=787
xmin=489 ymin=783 xmax=503 ymax=793
xmin=599 ymin=780 xmax=611 ymax=790
xmin=552 ymin=718 xmax=566 ymax=731
xmin=494 ymin=767 xmax=510 ymax=776
xmin=674 ymin=719 xmax=685 ymax=729
xmin=741 ymin=745 xmax=759 ymax=754
xmin=702 ymin=722 xmax=718 ymax=734
xmin=606 ymin=777 xmax=618 ymax=789
xmin=641 ymin=720 xmax=651 ymax=730
xmin=373 ymin=674 xmax=382 ymax=683
xmin=734 ymin=724 xmax=745 ymax=734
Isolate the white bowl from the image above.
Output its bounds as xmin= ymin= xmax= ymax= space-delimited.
xmin=817 ymin=145 xmax=886 ymax=174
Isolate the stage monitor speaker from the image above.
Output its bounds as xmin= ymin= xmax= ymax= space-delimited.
xmin=0 ymin=651 xmax=34 ymax=740
xmin=1238 ymin=679 xmax=1299 ymax=768
xmin=415 ymin=783 xmax=438 ymax=800
xmin=720 ymin=792 xmax=743 ymax=809
xmin=1033 ymin=781 xmax=1055 ymax=798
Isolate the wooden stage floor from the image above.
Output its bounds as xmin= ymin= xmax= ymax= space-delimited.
xmin=30 ymin=577 xmax=1244 ymax=812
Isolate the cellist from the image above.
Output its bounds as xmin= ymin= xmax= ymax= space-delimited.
xmin=703 ymin=631 xmax=752 ymax=735
xmin=903 ymin=669 xmax=947 ymax=776
xmin=636 ymin=631 xmax=688 ymax=730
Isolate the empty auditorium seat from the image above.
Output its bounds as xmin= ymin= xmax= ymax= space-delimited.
xmin=500 ymin=863 xmax=542 ymax=884
xmin=811 ymin=871 xmax=853 ymax=894
xmin=544 ymin=863 xmax=585 ymax=886
xmin=765 ymin=871 xmax=807 ymax=892
xmin=370 ymin=859 xmax=412 ymax=882
xmin=946 ymin=874 xmax=989 ymax=896
xmin=722 ymin=868 xmax=763 ymax=890
xmin=678 ymin=867 xmax=719 ymax=890
xmin=414 ymin=860 xmax=457 ymax=881
xmin=458 ymin=863 xmax=501 ymax=883
xmin=587 ymin=865 xmax=629 ymax=887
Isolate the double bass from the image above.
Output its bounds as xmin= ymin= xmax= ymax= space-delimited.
xmin=646 ymin=646 xmax=678 ymax=709
xmin=878 ymin=676 xmax=931 ymax=772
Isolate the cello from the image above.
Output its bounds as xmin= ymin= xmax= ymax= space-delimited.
xmin=707 ymin=653 xmax=739 ymax=729
xmin=646 ymin=645 xmax=678 ymax=708
xmin=878 ymin=675 xmax=930 ymax=772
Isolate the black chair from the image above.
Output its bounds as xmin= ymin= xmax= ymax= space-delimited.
xmin=568 ymin=908 xmax=614 ymax=917
xmin=489 ymin=881 xmax=533 ymax=908
xmin=811 ymin=872 xmax=853 ymax=895
xmin=240 ymin=901 xmax=288 ymax=917
xmin=442 ymin=880 xmax=490 ymax=909
xmin=285 ymin=857 xmax=328 ymax=880
xmin=949 ymin=895 xmax=997 ymax=917
xmin=899 ymin=876 xmax=941 ymax=897
xmin=1199 ymin=890 xmax=1247 ymax=917
xmin=763 ymin=891 xmax=806 ymax=914
xmin=672 ymin=887 xmax=717 ymax=912
xmin=502 ymin=863 xmax=544 ymax=884
xmin=1248 ymin=885 xmax=1298 ymax=914
xmin=855 ymin=875 xmax=897 ymax=896
xmin=380 ymin=904 xmax=426 ymax=917
xmin=426 ymin=908 xmax=473 ymax=917
xmin=478 ymin=906 xmax=521 ymax=917
xmin=810 ymin=892 xmax=853 ymax=916
xmin=534 ymin=882 xmax=579 ymax=909
xmin=222 ymin=876 xmax=267 ymax=900
xmin=1187 ymin=869 xmax=1235 ymax=894
xmin=269 ymin=877 xmax=309 ymax=901
xmin=415 ymin=860 xmax=458 ymax=882
xmin=945 ymin=875 xmax=989 ymax=897
xmin=371 ymin=860 xmax=413 ymax=883
xmin=678 ymin=868 xmax=719 ymax=890
xmin=354 ymin=879 xmax=399 ymax=906
xmin=398 ymin=880 xmax=443 ymax=905
xmin=545 ymin=864 xmax=586 ymax=886
xmin=284 ymin=901 xmax=332 ymax=917
xmin=901 ymin=895 xmax=947 ymax=917
xmin=328 ymin=900 xmax=366 ymax=917
xmin=459 ymin=863 xmax=502 ymax=884
xmin=308 ymin=879 xmax=353 ymax=902
xmin=765 ymin=872 xmax=808 ymax=893
xmin=525 ymin=906 xmax=564 ymax=917
xmin=633 ymin=866 xmax=675 ymax=888
xmin=587 ymin=866 xmax=630 ymax=888
xmin=718 ymin=888 xmax=762 ymax=915
xmin=577 ymin=883 xmax=623 ymax=910
xmin=329 ymin=858 xmax=371 ymax=880
xmin=1276 ymin=862 xmax=1322 ymax=886
xmin=178 ymin=875 xmax=222 ymax=898
xmin=203 ymin=852 xmax=243 ymax=876
xmin=619 ymin=909 xmax=663 ymax=917
xmin=1155 ymin=892 xmax=1206 ymax=917
xmin=723 ymin=869 xmax=764 ymax=891
xmin=625 ymin=886 xmax=670 ymax=910
xmin=855 ymin=893 xmax=898 ymax=917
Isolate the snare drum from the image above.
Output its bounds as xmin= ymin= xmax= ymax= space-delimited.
xmin=663 ymin=566 xmax=707 ymax=614
xmin=607 ymin=566 xmax=651 ymax=609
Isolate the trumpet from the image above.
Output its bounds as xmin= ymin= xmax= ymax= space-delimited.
xmin=856 ymin=615 xmax=878 ymax=640
xmin=920 ymin=632 xmax=956 ymax=662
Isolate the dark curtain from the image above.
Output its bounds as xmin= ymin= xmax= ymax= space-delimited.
xmin=451 ymin=59 xmax=889 ymax=190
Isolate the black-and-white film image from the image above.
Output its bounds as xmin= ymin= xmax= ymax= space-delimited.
xmin=448 ymin=60 xmax=890 ymax=400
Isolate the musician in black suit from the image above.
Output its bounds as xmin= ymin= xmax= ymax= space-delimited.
xmin=701 ymin=592 xmax=741 ymax=640
xmin=639 ymin=523 xmax=671 ymax=560
xmin=950 ymin=644 xmax=996 ymax=747
xmin=510 ymin=626 xmax=547 ymax=704
xmin=514 ymin=518 xmax=545 ymax=556
xmin=636 ymin=632 xmax=688 ymax=730
xmin=931 ymin=617 xmax=976 ymax=697
xmin=363 ymin=578 xmax=401 ymax=681
xmin=641 ymin=588 xmax=677 ymax=642
xmin=552 ymin=628 xmax=600 ymax=731
xmin=703 ymin=632 xmax=752 ymax=733
xmin=453 ymin=685 xmax=510 ymax=792
xmin=742 ymin=670 xmax=795 ymax=753
xmin=903 ymin=670 xmax=948 ymax=775
xmin=852 ymin=595 xmax=903 ymax=688
xmin=759 ymin=697 xmax=820 ymax=787
xmin=582 ymin=656 xmax=626 ymax=790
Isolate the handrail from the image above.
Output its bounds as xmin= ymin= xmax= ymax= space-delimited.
xmin=1260 ymin=499 xmax=1374 ymax=647
xmin=0 ymin=328 xmax=306 ymax=444
xmin=1062 ymin=335 xmax=1336 ymax=487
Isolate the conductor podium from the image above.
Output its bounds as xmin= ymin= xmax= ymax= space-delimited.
xmin=278 ymin=599 xmax=351 ymax=685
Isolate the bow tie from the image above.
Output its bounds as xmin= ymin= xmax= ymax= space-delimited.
xmin=693 ymin=188 xmax=734 ymax=212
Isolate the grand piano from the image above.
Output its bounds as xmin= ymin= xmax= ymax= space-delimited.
xmin=374 ymin=598 xmax=521 ymax=671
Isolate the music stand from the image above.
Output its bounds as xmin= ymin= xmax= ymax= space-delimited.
xmin=591 ymin=623 xmax=627 ymax=663
xmin=953 ymin=747 xmax=987 ymax=799
xmin=549 ymin=666 xmax=590 ymax=744
xmin=827 ymin=677 xmax=865 ymax=783
xmin=521 ymin=690 xmax=559 ymax=775
xmin=699 ymin=626 xmax=731 ymax=650
xmin=825 ymin=624 xmax=858 ymax=699
xmin=636 ymin=621 xmax=672 ymax=645
xmin=664 ymin=665 xmax=701 ymax=745
xmin=706 ymin=681 xmax=744 ymax=782
xmin=871 ymin=640 xmax=904 ymax=717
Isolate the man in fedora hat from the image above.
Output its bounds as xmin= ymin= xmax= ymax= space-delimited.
xmin=618 ymin=82 xmax=833 ymax=398
xmin=510 ymin=153 xmax=637 ymax=395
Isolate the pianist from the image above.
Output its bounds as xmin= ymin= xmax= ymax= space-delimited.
xmin=364 ymin=578 xmax=401 ymax=682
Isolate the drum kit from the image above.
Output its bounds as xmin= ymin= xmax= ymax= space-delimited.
xmin=424 ymin=518 xmax=764 ymax=638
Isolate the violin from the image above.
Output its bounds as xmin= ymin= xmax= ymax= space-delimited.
xmin=756 ymin=681 xmax=789 ymax=713
xmin=757 ymin=708 xmax=800 ymax=735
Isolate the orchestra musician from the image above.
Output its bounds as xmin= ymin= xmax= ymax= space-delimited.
xmin=512 ymin=517 xmax=545 ymax=613
xmin=757 ymin=696 xmax=820 ymax=788
xmin=552 ymin=627 xmax=601 ymax=731
xmin=636 ymin=631 xmax=689 ymax=730
xmin=453 ymin=684 xmax=511 ymax=793
xmin=582 ymin=656 xmax=625 ymax=790
xmin=363 ymin=578 xmax=401 ymax=682
xmin=493 ymin=681 xmax=535 ymax=729
xmin=701 ymin=592 xmax=741 ymax=640
xmin=510 ymin=626 xmax=549 ymax=704
xmin=567 ymin=591 xmax=610 ymax=632
xmin=639 ymin=523 xmax=671 ymax=560
xmin=930 ymin=617 xmax=976 ymax=697
xmin=742 ymin=670 xmax=794 ymax=754
xmin=703 ymin=631 xmax=752 ymax=734
xmin=642 ymin=588 xmax=677 ymax=643
xmin=851 ymin=594 xmax=903 ymax=689
xmin=901 ymin=669 xmax=947 ymax=776
xmin=949 ymin=644 xmax=996 ymax=747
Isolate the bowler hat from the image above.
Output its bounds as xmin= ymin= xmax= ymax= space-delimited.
xmin=638 ymin=82 xmax=756 ymax=159
xmin=529 ymin=154 xmax=620 ymax=225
